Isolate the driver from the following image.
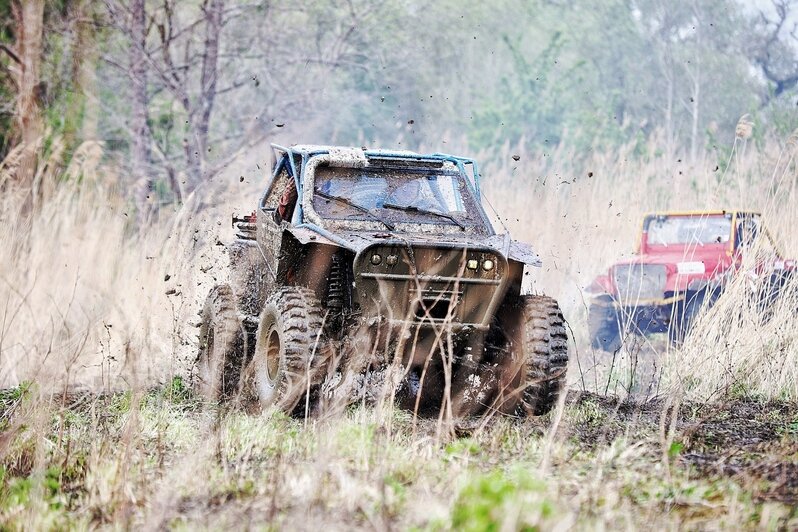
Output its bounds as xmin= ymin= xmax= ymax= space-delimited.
xmin=277 ymin=178 xmax=297 ymax=222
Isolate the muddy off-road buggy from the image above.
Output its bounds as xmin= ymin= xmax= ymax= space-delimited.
xmin=194 ymin=145 xmax=568 ymax=417
xmin=587 ymin=211 xmax=795 ymax=352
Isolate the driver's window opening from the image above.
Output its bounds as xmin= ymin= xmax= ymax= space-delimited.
xmin=276 ymin=176 xmax=298 ymax=223
xmin=736 ymin=217 xmax=759 ymax=249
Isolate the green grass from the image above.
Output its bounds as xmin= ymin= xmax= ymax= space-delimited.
xmin=1 ymin=382 xmax=796 ymax=529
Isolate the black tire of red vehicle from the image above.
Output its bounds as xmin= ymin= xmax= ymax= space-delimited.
xmin=588 ymin=303 xmax=622 ymax=353
xmin=194 ymin=284 xmax=246 ymax=401
xmin=671 ymin=289 xmax=714 ymax=344
xmin=243 ymin=287 xmax=331 ymax=414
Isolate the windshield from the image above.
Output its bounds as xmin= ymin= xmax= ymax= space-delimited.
xmin=646 ymin=215 xmax=732 ymax=246
xmin=311 ymin=164 xmax=486 ymax=230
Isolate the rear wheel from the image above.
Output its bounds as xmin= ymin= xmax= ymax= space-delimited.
xmin=242 ymin=287 xmax=331 ymax=414
xmin=490 ymin=295 xmax=569 ymax=417
xmin=194 ymin=285 xmax=246 ymax=401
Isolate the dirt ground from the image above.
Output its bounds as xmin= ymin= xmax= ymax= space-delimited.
xmin=562 ymin=391 xmax=798 ymax=506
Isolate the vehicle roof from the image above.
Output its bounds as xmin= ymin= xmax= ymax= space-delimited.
xmin=271 ymin=143 xmax=475 ymax=164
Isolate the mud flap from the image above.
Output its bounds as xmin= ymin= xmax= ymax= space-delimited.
xmin=520 ymin=264 xmax=539 ymax=296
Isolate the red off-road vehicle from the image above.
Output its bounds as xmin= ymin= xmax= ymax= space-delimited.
xmin=587 ymin=211 xmax=795 ymax=351
xmin=194 ymin=145 xmax=569 ymax=417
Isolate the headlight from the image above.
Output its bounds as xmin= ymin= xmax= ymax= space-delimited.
xmin=466 ymin=259 xmax=479 ymax=270
xmin=370 ymin=253 xmax=382 ymax=265
xmin=482 ymin=259 xmax=495 ymax=271
xmin=386 ymin=254 xmax=398 ymax=266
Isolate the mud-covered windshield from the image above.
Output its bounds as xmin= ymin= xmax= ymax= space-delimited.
xmin=646 ymin=215 xmax=732 ymax=246
xmin=311 ymin=164 xmax=487 ymax=231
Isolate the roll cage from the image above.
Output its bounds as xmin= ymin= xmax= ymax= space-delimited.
xmin=260 ymin=144 xmax=494 ymax=245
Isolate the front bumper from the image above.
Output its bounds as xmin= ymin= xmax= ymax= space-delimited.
xmin=353 ymin=243 xmax=509 ymax=331
xmin=591 ymin=294 xmax=686 ymax=334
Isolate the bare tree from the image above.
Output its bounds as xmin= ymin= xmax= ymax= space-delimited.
xmin=191 ymin=0 xmax=223 ymax=187
xmin=130 ymin=0 xmax=151 ymax=219
xmin=104 ymin=0 xmax=228 ymax=201
xmin=96 ymin=0 xmax=383 ymax=215
xmin=684 ymin=1 xmax=702 ymax=162
xmin=65 ymin=0 xmax=100 ymax=146
xmin=145 ymin=0 xmax=226 ymax=191
xmin=1 ymin=0 xmax=45 ymax=196
xmin=752 ymin=0 xmax=798 ymax=105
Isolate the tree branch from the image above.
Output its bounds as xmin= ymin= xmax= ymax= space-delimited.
xmin=0 ymin=44 xmax=21 ymax=65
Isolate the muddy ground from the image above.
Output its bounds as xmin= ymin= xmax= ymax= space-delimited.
xmin=562 ymin=391 xmax=798 ymax=505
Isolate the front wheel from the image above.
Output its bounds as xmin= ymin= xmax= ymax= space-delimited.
xmin=242 ymin=287 xmax=332 ymax=414
xmin=670 ymin=289 xmax=715 ymax=344
xmin=490 ymin=295 xmax=569 ymax=417
xmin=588 ymin=303 xmax=622 ymax=352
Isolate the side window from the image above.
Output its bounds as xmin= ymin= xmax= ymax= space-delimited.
xmin=735 ymin=217 xmax=759 ymax=250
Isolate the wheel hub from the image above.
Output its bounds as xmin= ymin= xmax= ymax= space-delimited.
xmin=265 ymin=328 xmax=280 ymax=381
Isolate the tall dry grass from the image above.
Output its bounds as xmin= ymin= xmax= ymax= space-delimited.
xmin=0 ymin=128 xmax=796 ymax=399
xmin=0 ymin=141 xmax=266 ymax=392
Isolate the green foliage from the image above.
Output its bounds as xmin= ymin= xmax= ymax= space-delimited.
xmin=1 ymin=0 xmax=794 ymax=198
xmin=0 ymin=465 xmax=65 ymax=512
xmin=668 ymin=441 xmax=685 ymax=458
xmin=451 ymin=468 xmax=554 ymax=531
xmin=470 ymin=31 xmax=572 ymax=149
xmin=567 ymin=397 xmax=606 ymax=428
xmin=0 ymin=381 xmax=33 ymax=406
xmin=107 ymin=390 xmax=133 ymax=416
xmin=444 ymin=438 xmax=482 ymax=458
xmin=161 ymin=376 xmax=192 ymax=404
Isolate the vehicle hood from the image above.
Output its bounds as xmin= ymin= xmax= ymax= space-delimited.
xmin=615 ymin=247 xmax=731 ymax=275
xmin=287 ymin=226 xmax=542 ymax=266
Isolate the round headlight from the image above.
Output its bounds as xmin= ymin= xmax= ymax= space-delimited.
xmin=482 ymin=259 xmax=495 ymax=271
xmin=386 ymin=254 xmax=398 ymax=266
xmin=370 ymin=253 xmax=382 ymax=265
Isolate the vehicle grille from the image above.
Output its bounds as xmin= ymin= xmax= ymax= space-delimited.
xmin=410 ymin=286 xmax=463 ymax=322
xmin=613 ymin=264 xmax=667 ymax=302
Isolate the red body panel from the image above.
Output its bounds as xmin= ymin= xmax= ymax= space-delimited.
xmin=616 ymin=245 xmax=733 ymax=294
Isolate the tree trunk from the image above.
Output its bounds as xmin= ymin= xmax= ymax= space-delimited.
xmin=130 ymin=0 xmax=151 ymax=222
xmin=690 ymin=70 xmax=700 ymax=163
xmin=13 ymin=0 xmax=45 ymax=196
xmin=66 ymin=0 xmax=99 ymax=146
xmin=689 ymin=2 xmax=701 ymax=163
xmin=185 ymin=0 xmax=224 ymax=192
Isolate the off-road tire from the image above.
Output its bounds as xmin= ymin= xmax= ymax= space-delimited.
xmin=490 ymin=295 xmax=569 ymax=417
xmin=243 ymin=287 xmax=331 ymax=414
xmin=758 ymin=270 xmax=793 ymax=319
xmin=588 ymin=303 xmax=622 ymax=352
xmin=671 ymin=288 xmax=719 ymax=344
xmin=194 ymin=284 xmax=246 ymax=401
xmin=515 ymin=295 xmax=569 ymax=416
